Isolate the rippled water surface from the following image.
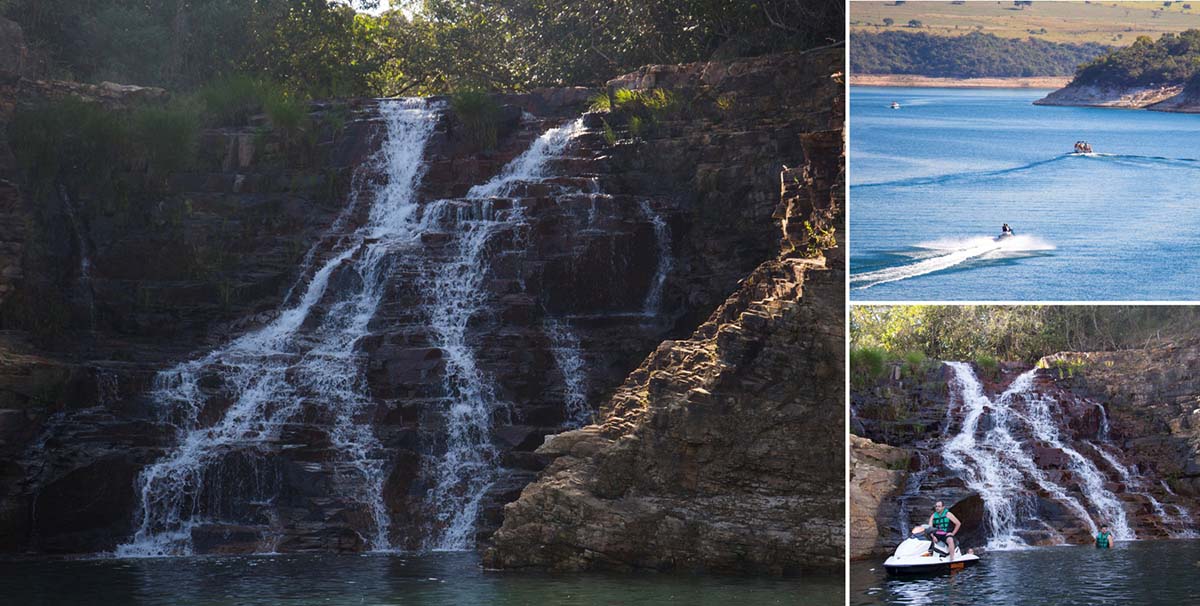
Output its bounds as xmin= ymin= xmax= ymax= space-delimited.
xmin=852 ymin=540 xmax=1200 ymax=605
xmin=849 ymin=87 xmax=1200 ymax=300
xmin=0 ymin=552 xmax=841 ymax=605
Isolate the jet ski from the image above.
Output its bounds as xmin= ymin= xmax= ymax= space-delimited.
xmin=890 ymin=102 xmax=901 ymax=109
xmin=996 ymin=231 xmax=1015 ymax=241
xmin=1073 ymin=141 xmax=1093 ymax=154
xmin=883 ymin=526 xmax=981 ymax=575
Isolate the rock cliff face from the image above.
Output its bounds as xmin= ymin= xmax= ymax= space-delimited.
xmin=0 ymin=40 xmax=844 ymax=557
xmin=483 ymin=98 xmax=844 ymax=574
xmin=851 ymin=347 xmax=1200 ymax=560
xmin=849 ymin=435 xmax=907 ymax=561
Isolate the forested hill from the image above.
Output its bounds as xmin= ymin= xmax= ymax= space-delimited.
xmin=2 ymin=0 xmax=842 ymax=96
xmin=1071 ymin=30 xmax=1200 ymax=91
xmin=851 ymin=31 xmax=1108 ymax=78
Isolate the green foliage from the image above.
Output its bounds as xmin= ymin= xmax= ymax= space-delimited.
xmin=851 ymin=306 xmax=1200 ymax=365
xmin=903 ymin=350 xmax=928 ymax=375
xmin=1074 ymin=29 xmax=1200 ymax=87
xmin=198 ymin=74 xmax=267 ymax=126
xmin=4 ymin=0 xmax=844 ymax=96
xmin=588 ymin=92 xmax=612 ymax=112
xmin=129 ymin=104 xmax=200 ymax=176
xmin=1050 ymin=356 xmax=1087 ymax=379
xmin=627 ymin=115 xmax=644 ymax=138
xmin=449 ymin=90 xmax=500 ymax=151
xmin=974 ymin=354 xmax=999 ymax=378
xmin=601 ymin=119 xmax=617 ymax=146
xmin=851 ymin=31 xmax=1110 ymax=78
xmin=803 ymin=220 xmax=837 ymax=257
xmin=262 ymin=86 xmax=311 ymax=138
xmin=850 ymin=346 xmax=889 ymax=386
xmin=8 ymin=98 xmax=130 ymax=193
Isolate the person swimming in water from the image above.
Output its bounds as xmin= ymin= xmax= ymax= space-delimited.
xmin=1096 ymin=524 xmax=1114 ymax=549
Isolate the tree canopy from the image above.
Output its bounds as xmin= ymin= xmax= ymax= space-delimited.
xmin=1073 ymin=29 xmax=1200 ymax=87
xmin=4 ymin=0 xmax=844 ymax=96
xmin=851 ymin=305 xmax=1200 ymax=365
xmin=851 ymin=30 xmax=1109 ymax=78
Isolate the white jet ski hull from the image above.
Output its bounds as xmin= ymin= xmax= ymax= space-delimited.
xmin=883 ymin=535 xmax=981 ymax=575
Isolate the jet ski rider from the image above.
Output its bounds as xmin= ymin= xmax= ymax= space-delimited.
xmin=1001 ymin=223 xmax=1014 ymax=236
xmin=928 ymin=501 xmax=962 ymax=562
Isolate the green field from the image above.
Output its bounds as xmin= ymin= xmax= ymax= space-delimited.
xmin=851 ymin=0 xmax=1200 ymax=45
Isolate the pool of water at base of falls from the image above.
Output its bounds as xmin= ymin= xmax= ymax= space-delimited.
xmin=851 ymin=539 xmax=1200 ymax=606
xmin=0 ymin=551 xmax=842 ymax=606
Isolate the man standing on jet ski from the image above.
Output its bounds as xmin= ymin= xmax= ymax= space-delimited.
xmin=928 ymin=501 xmax=962 ymax=562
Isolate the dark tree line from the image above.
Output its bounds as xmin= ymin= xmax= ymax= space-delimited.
xmin=851 ymin=30 xmax=1109 ymax=78
xmin=3 ymin=0 xmax=844 ymax=96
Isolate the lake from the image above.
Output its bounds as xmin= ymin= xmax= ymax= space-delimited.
xmin=0 ymin=552 xmax=842 ymax=605
xmin=849 ymin=86 xmax=1200 ymax=300
xmin=851 ymin=539 xmax=1200 ymax=605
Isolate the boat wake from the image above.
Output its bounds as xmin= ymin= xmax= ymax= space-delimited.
xmin=851 ymin=235 xmax=1054 ymax=290
xmin=853 ymin=152 xmax=1199 ymax=189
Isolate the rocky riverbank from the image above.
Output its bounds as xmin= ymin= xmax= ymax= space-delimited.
xmin=1035 ymin=82 xmax=1200 ymax=112
xmin=484 ymin=62 xmax=845 ymax=575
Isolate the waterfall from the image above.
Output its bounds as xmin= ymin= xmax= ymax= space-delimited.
xmin=1160 ymin=481 xmax=1199 ymax=537
xmin=58 ymin=184 xmax=96 ymax=328
xmin=116 ymin=99 xmax=442 ymax=557
xmin=639 ymin=200 xmax=672 ymax=316
xmin=895 ymin=452 xmax=931 ymax=539
xmin=942 ymin=363 xmax=1105 ymax=549
xmin=1019 ymin=385 xmax=1133 ymax=540
xmin=420 ymin=118 xmax=584 ymax=551
xmin=543 ymin=318 xmax=590 ymax=427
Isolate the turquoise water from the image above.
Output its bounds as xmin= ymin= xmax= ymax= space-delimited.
xmin=0 ymin=552 xmax=842 ymax=605
xmin=849 ymin=87 xmax=1200 ymax=301
xmin=851 ymin=540 xmax=1200 ymax=605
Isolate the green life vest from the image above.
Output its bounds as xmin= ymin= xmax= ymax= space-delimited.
xmin=933 ymin=510 xmax=952 ymax=532
xmin=1096 ymin=531 xmax=1111 ymax=548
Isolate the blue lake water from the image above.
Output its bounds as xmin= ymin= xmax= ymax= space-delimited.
xmin=849 ymin=87 xmax=1200 ymax=300
xmin=851 ymin=540 xmax=1200 ymax=606
xmin=0 ymin=552 xmax=842 ymax=605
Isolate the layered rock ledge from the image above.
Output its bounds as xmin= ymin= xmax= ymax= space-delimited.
xmin=483 ymin=98 xmax=845 ymax=575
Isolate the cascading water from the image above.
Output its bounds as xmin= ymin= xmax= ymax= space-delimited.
xmin=1018 ymin=384 xmax=1133 ymax=539
xmin=639 ymin=200 xmax=672 ymax=316
xmin=543 ymin=318 xmax=590 ymax=427
xmin=117 ymin=99 xmax=442 ymax=556
xmin=942 ymin=363 xmax=1109 ymax=549
xmin=418 ymin=118 xmax=585 ymax=551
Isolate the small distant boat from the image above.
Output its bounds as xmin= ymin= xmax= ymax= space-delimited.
xmin=890 ymin=102 xmax=901 ymax=110
xmin=1073 ymin=140 xmax=1093 ymax=154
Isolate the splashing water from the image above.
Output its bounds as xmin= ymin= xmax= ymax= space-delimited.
xmin=543 ymin=318 xmax=590 ymax=427
xmin=942 ymin=364 xmax=1109 ymax=549
xmin=117 ymin=99 xmax=442 ymax=557
xmin=420 ymin=119 xmax=584 ymax=551
xmin=639 ymin=200 xmax=672 ymax=316
xmin=851 ymin=235 xmax=1055 ymax=290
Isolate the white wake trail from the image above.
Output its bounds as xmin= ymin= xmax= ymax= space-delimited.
xmin=852 ymin=234 xmax=1054 ymax=289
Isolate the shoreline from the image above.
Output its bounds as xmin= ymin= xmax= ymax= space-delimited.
xmin=850 ymin=74 xmax=1070 ymax=89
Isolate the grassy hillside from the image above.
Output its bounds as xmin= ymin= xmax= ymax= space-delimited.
xmin=851 ymin=1 xmax=1200 ymax=45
